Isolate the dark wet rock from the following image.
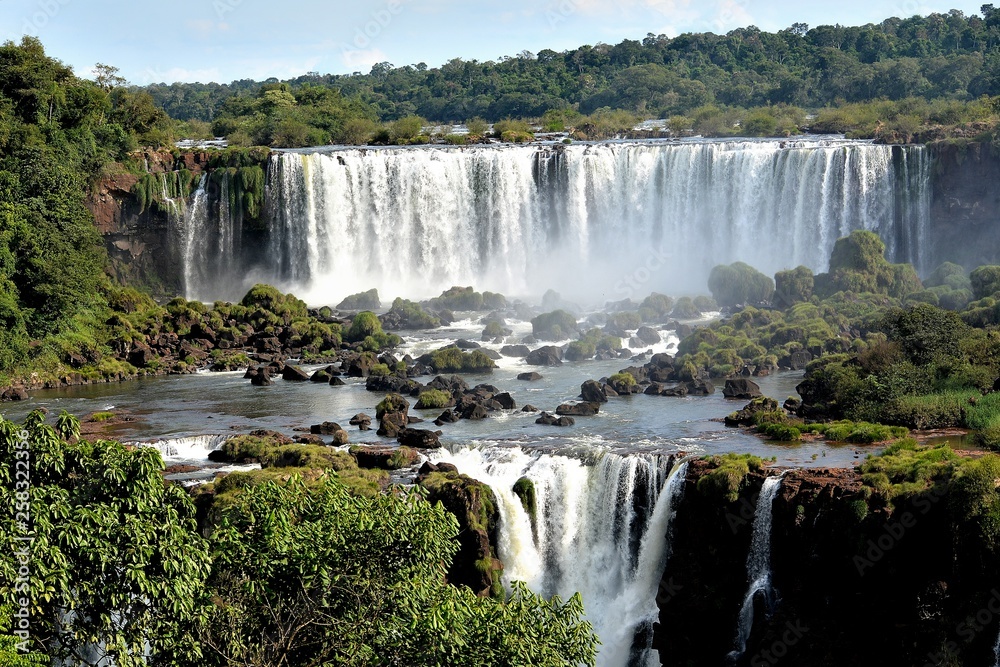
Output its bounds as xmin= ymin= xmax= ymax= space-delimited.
xmin=377 ymin=412 xmax=407 ymax=438
xmin=556 ymin=402 xmax=600 ymax=417
xmin=521 ymin=404 xmax=538 ymax=412
xmin=294 ymin=434 xmax=326 ymax=445
xmin=329 ymin=376 xmax=346 ymax=386
xmin=644 ymin=383 xmax=665 ymax=396
xmin=397 ymin=428 xmax=442 ymax=449
xmin=428 ymin=375 xmax=470 ymax=395
xmin=310 ymin=366 xmax=334 ymax=382
xmin=723 ymin=378 xmax=762 ymax=399
xmin=661 ymin=384 xmax=689 ymax=397
xmin=376 ymin=393 xmax=410 ymax=421
xmin=349 ymin=413 xmax=373 ymax=430
xmin=525 ymin=346 xmax=563 ymax=366
xmin=435 ymin=409 xmax=460 ymax=426
xmin=249 ymin=367 xmax=273 ymax=386
xmin=0 ymin=386 xmax=28 ymax=402
xmin=365 ymin=374 xmax=421 ymax=394
xmin=784 ymin=397 xmax=803 ymax=413
xmin=536 ymin=412 xmax=575 ymax=427
xmin=311 ymin=422 xmax=344 ymax=436
xmin=461 ymin=404 xmax=489 ymax=420
xmin=685 ymin=378 xmax=716 ymax=396
xmin=352 ymin=444 xmax=418 ymax=470
xmin=517 ymin=372 xmax=543 ymax=381
xmin=455 ymin=339 xmax=481 ymax=350
xmin=495 ymin=392 xmax=517 ymax=410
xmin=501 ymin=344 xmax=531 ymax=358
xmin=580 ymin=379 xmax=610 ymax=403
xmin=281 ymin=365 xmax=311 ymax=382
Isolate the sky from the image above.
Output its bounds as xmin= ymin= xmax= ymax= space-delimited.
xmin=0 ymin=0 xmax=988 ymax=84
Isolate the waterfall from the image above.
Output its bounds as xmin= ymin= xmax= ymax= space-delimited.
xmin=129 ymin=434 xmax=231 ymax=461
xmin=180 ymin=138 xmax=931 ymax=304
xmin=431 ymin=446 xmax=689 ymax=667
xmin=728 ymin=474 xmax=785 ymax=663
xmin=181 ymin=172 xmax=246 ymax=302
xmin=994 ymin=627 xmax=1000 ymax=667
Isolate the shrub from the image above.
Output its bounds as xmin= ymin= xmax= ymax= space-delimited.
xmin=565 ymin=340 xmax=596 ymax=361
xmin=971 ymin=265 xmax=1000 ymax=300
xmin=531 ymin=310 xmax=578 ymax=340
xmin=416 ymin=389 xmax=452 ymax=409
xmin=708 ymin=262 xmax=775 ymax=307
xmin=774 ymin=266 xmax=814 ymax=308
xmin=696 ymin=454 xmax=766 ymax=502
xmin=609 ymin=372 xmax=637 ymax=388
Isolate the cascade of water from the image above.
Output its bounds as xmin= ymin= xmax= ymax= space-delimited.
xmin=181 ymin=175 xmax=208 ymax=299
xmin=431 ymin=446 xmax=689 ymax=667
xmin=994 ymin=627 xmax=1000 ymax=667
xmin=727 ymin=474 xmax=786 ymax=663
xmin=129 ymin=434 xmax=232 ymax=461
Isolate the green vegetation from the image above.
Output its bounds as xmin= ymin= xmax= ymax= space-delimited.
xmin=609 ymin=372 xmax=637 ymax=388
xmin=345 ymin=310 xmax=401 ymax=349
xmin=531 ymin=310 xmax=579 ymax=340
xmin=565 ymin=340 xmax=597 ymax=361
xmin=426 ymin=347 xmax=497 ymax=374
xmin=708 ymin=262 xmax=775 ymax=307
xmin=696 ymin=453 xmax=767 ymax=502
xmin=0 ymin=413 xmax=600 ymax=665
xmin=385 ymin=297 xmax=441 ymax=330
xmin=416 ymin=388 xmax=453 ymax=409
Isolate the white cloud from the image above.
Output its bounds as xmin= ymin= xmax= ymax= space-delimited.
xmin=340 ymin=47 xmax=388 ymax=71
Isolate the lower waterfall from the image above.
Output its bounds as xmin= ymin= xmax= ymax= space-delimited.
xmin=431 ymin=446 xmax=689 ymax=667
xmin=728 ymin=475 xmax=785 ymax=663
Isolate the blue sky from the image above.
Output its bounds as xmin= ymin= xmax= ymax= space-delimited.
xmin=0 ymin=0 xmax=987 ymax=84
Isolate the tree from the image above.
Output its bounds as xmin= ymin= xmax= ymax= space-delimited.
xmin=198 ymin=475 xmax=599 ymax=667
xmin=93 ymin=63 xmax=126 ymax=91
xmin=0 ymin=412 xmax=211 ymax=667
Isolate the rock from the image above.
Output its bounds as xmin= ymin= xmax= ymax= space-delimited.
xmin=461 ymin=404 xmax=489 ymax=420
xmin=294 ymin=434 xmax=326 ymax=445
xmin=725 ymin=397 xmax=781 ymax=427
xmin=345 ymin=354 xmax=376 ymax=377
xmin=787 ymin=350 xmax=813 ymax=370
xmin=525 ymin=346 xmax=563 ymax=366
xmin=281 ymin=365 xmax=311 ymax=382
xmin=580 ymin=379 xmax=610 ymax=403
xmin=310 ymin=367 xmax=333 ymax=382
xmin=636 ymin=326 xmax=661 ymax=344
xmin=349 ymin=413 xmax=373 ymax=430
xmin=500 ymin=344 xmax=531 ymax=358
xmin=783 ymin=397 xmax=803 ymax=413
xmin=249 ymin=367 xmax=273 ymax=386
xmin=352 ymin=445 xmax=419 ymax=470
xmin=603 ymin=384 xmax=620 ymax=397
xmin=375 ymin=393 xmax=410 ymax=421
xmin=455 ymin=339 xmax=481 ymax=350
xmin=556 ymin=402 xmax=601 ymax=417
xmin=127 ymin=343 xmax=155 ymax=368
xmin=649 ymin=367 xmax=675 ymax=383
xmin=661 ymin=384 xmax=689 ymax=397
xmin=377 ymin=412 xmax=407 ymax=438
xmin=337 ymin=289 xmax=381 ymax=310
xmin=644 ymin=383 xmax=664 ymax=396
xmin=495 ymin=392 xmax=517 ymax=410
xmin=0 ymin=386 xmax=28 ymax=402
xmin=427 ymin=375 xmax=470 ymax=395
xmin=482 ymin=349 xmax=502 ymax=360
xmin=311 ymin=422 xmax=344 ymax=436
xmin=723 ymin=378 xmax=762 ymax=399
xmin=517 ymin=372 xmax=543 ymax=381
xmin=435 ymin=409 xmax=460 ymax=426
xmin=536 ymin=412 xmax=575 ymax=427
xmin=332 ymin=430 xmax=349 ymax=445
xmin=685 ymin=378 xmax=716 ymax=396
xmin=397 ymin=428 xmax=442 ymax=449
xmin=366 ymin=374 xmax=421 ymax=394
xmin=329 ymin=376 xmax=346 ymax=386
xmin=521 ymin=404 xmax=538 ymax=412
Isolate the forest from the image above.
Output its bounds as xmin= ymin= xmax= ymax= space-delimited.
xmin=145 ymin=8 xmax=1000 ymax=146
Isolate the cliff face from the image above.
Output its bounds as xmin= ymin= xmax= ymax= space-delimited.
xmin=928 ymin=142 xmax=1000 ymax=270
xmin=87 ymin=150 xmax=211 ymax=296
xmin=655 ymin=462 xmax=1000 ymax=667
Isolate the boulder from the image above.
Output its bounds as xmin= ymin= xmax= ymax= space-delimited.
xmin=377 ymin=412 xmax=407 ymax=438
xmin=725 ymin=397 xmax=781 ymax=427
xmin=500 ymin=344 xmax=531 ymax=358
xmin=644 ymin=383 xmax=664 ymax=396
xmin=249 ymin=367 xmax=273 ymax=386
xmin=455 ymin=339 xmax=481 ymax=350
xmin=556 ymin=402 xmax=600 ymax=417
xmin=435 ymin=409 xmax=460 ymax=425
xmin=525 ymin=346 xmax=563 ymax=366
xmin=495 ymin=392 xmax=517 ymax=410
xmin=580 ymin=379 xmax=609 ymax=403
xmin=723 ymin=378 xmax=763 ymax=400
xmin=349 ymin=413 xmax=373 ymax=430
xmin=127 ymin=343 xmax=155 ymax=368
xmin=311 ymin=421 xmax=344 ymax=436
xmin=536 ymin=412 xmax=575 ymax=427
xmin=461 ymin=404 xmax=489 ymax=420
xmin=661 ymin=384 xmax=689 ymax=397
xmin=517 ymin=372 xmax=543 ymax=381
xmin=685 ymin=378 xmax=716 ymax=396
xmin=397 ymin=428 xmax=442 ymax=449
xmin=329 ymin=376 xmax=346 ymax=386
xmin=427 ymin=375 xmax=470 ymax=395
xmin=635 ymin=326 xmax=661 ymax=344
xmin=352 ymin=445 xmax=419 ymax=470
xmin=0 ymin=386 xmax=28 ymax=402
xmin=375 ymin=393 xmax=410 ymax=421
xmin=294 ymin=434 xmax=327 ymax=446
xmin=521 ymin=404 xmax=539 ymax=412
xmin=281 ymin=365 xmax=311 ymax=382
xmin=310 ymin=367 xmax=333 ymax=382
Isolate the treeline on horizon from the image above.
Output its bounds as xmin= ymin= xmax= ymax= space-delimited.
xmin=147 ymin=7 xmax=1000 ymax=146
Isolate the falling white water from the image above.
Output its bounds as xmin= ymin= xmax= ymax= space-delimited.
xmin=431 ymin=446 xmax=689 ymax=667
xmin=728 ymin=475 xmax=785 ymax=663
xmin=179 ymin=138 xmax=932 ymax=304
xmin=994 ymin=627 xmax=1000 ymax=667
xmin=129 ymin=434 xmax=232 ymax=461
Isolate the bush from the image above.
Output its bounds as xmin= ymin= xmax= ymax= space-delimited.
xmin=708 ymin=262 xmax=775 ymax=307
xmin=565 ymin=340 xmax=596 ymax=361
xmin=609 ymin=372 xmax=637 ymax=388
xmin=671 ymin=297 xmax=700 ymax=319
xmin=427 ymin=348 xmax=496 ymax=373
xmin=531 ymin=310 xmax=578 ymax=340
xmin=774 ymin=266 xmax=814 ymax=308
xmin=416 ymin=389 xmax=453 ymax=409
xmin=337 ymin=289 xmax=381 ymax=310
xmin=696 ymin=454 xmax=766 ymax=502
xmin=971 ymin=265 xmax=1000 ymax=300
